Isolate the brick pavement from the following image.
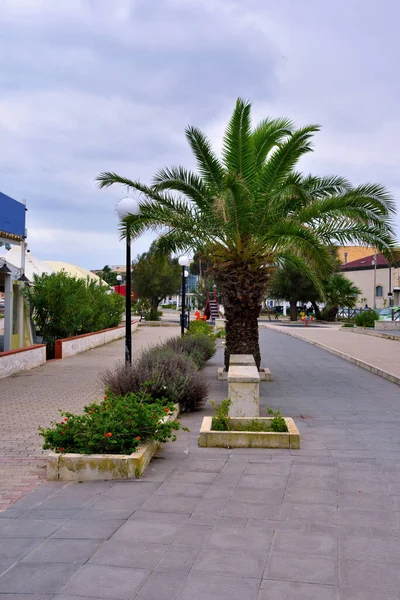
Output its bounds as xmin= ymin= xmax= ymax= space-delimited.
xmin=0 ymin=327 xmax=179 ymax=511
xmin=1 ymin=329 xmax=400 ymax=597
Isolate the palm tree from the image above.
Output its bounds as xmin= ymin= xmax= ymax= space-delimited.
xmin=97 ymin=99 xmax=396 ymax=369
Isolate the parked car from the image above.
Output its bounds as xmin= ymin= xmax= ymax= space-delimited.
xmin=377 ymin=307 xmax=400 ymax=321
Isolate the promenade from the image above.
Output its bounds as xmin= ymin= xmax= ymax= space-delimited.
xmin=1 ymin=327 xmax=400 ymax=598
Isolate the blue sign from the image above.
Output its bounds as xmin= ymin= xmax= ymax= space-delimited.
xmin=0 ymin=191 xmax=26 ymax=238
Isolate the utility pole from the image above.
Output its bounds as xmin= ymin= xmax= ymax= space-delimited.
xmin=372 ymin=251 xmax=377 ymax=310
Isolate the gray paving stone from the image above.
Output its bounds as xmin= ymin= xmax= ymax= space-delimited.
xmin=89 ymin=539 xmax=167 ymax=569
xmin=75 ymin=508 xmax=135 ymax=520
xmin=0 ymin=595 xmax=53 ymax=600
xmin=0 ymin=519 xmax=67 ymax=538
xmin=338 ymin=507 xmax=396 ymax=528
xmin=258 ymin=580 xmax=338 ymax=600
xmin=101 ymin=481 xmax=160 ymax=498
xmin=0 ymin=562 xmax=13 ymax=577
xmin=340 ymin=558 xmax=400 ymax=591
xmin=203 ymin=483 xmax=236 ymax=499
xmin=223 ymin=500 xmax=281 ymax=520
xmin=156 ymin=545 xmax=201 ymax=572
xmin=155 ymin=482 xmax=210 ymax=498
xmin=264 ymin=550 xmax=338 ymax=585
xmin=128 ymin=510 xmax=189 ymax=524
xmin=21 ymin=538 xmax=101 ymax=563
xmin=134 ymin=570 xmax=187 ymax=600
xmin=22 ymin=508 xmax=81 ymax=520
xmin=172 ymin=523 xmax=214 ymax=546
xmin=339 ymin=535 xmax=400 ymax=564
xmin=51 ymin=519 xmax=123 ymax=539
xmin=0 ymin=562 xmax=79 ymax=594
xmin=111 ymin=519 xmax=183 ymax=544
xmin=139 ymin=494 xmax=201 ymax=514
xmin=168 ymin=470 xmax=217 ymax=484
xmin=175 ymin=571 xmax=260 ymax=600
xmin=0 ymin=538 xmax=42 ymax=561
xmin=338 ymin=479 xmax=388 ymax=494
xmin=237 ymin=474 xmax=288 ymax=490
xmin=177 ymin=459 xmax=227 ymax=472
xmin=207 ymin=526 xmax=273 ymax=551
xmin=87 ymin=495 xmax=145 ymax=513
xmin=272 ymin=531 xmax=337 ymax=557
xmin=284 ymin=488 xmax=337 ymax=506
xmin=194 ymin=547 xmax=266 ymax=577
xmin=244 ymin=462 xmax=292 ymax=476
xmin=230 ymin=487 xmax=285 ymax=505
xmin=339 ymin=586 xmax=399 ymax=600
xmin=59 ymin=564 xmax=149 ymax=599
xmin=191 ymin=497 xmax=228 ymax=517
xmin=338 ymin=492 xmax=392 ymax=510
xmin=279 ymin=503 xmax=338 ymax=524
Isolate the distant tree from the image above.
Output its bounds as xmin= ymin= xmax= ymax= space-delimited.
xmin=322 ymin=274 xmax=361 ymax=321
xmin=132 ymin=245 xmax=181 ymax=320
xmin=268 ymin=264 xmax=320 ymax=320
xmin=101 ymin=265 xmax=119 ymax=286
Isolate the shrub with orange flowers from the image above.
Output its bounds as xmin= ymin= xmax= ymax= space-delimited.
xmin=39 ymin=392 xmax=180 ymax=455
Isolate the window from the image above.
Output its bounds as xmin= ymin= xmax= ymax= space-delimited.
xmin=376 ymin=285 xmax=383 ymax=297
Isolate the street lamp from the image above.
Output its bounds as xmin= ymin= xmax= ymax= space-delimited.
xmin=178 ymin=256 xmax=190 ymax=336
xmin=116 ymin=274 xmax=122 ymax=295
xmin=116 ymin=197 xmax=140 ymax=363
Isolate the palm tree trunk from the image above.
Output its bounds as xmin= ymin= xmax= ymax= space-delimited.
xmin=289 ymin=300 xmax=297 ymax=321
xmin=311 ymin=301 xmax=321 ymax=320
xmin=210 ymin=259 xmax=270 ymax=371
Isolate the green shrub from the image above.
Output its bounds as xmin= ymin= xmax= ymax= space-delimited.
xmin=211 ymin=400 xmax=288 ymax=432
xmin=354 ymin=309 xmax=379 ymax=328
xmin=211 ymin=399 xmax=231 ymax=431
xmin=39 ymin=392 xmax=180 ymax=455
xmin=24 ymin=272 xmax=124 ymax=356
xmin=189 ymin=320 xmax=213 ymax=336
xmin=342 ymin=323 xmax=355 ymax=328
xmin=132 ymin=299 xmax=151 ymax=315
xmin=102 ymin=347 xmax=208 ymax=412
xmin=267 ymin=408 xmax=288 ymax=432
xmin=164 ymin=334 xmax=216 ymax=368
xmin=214 ymin=329 xmax=226 ymax=339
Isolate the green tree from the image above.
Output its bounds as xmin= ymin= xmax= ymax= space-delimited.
xmin=132 ymin=245 xmax=181 ymax=320
xmin=100 ymin=265 xmax=120 ymax=286
xmin=268 ymin=264 xmax=321 ymax=320
xmin=97 ymin=98 xmax=396 ymax=369
xmin=322 ymin=274 xmax=361 ymax=321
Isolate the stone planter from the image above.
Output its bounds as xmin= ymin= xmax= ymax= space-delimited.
xmin=215 ymin=318 xmax=226 ymax=330
xmin=217 ymin=367 xmax=272 ymax=381
xmin=198 ymin=416 xmax=300 ymax=449
xmin=217 ymin=353 xmax=272 ymax=381
xmin=47 ymin=404 xmax=179 ymax=481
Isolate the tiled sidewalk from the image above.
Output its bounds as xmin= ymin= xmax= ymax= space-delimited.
xmin=0 ymin=327 xmax=179 ymax=511
xmin=1 ymin=328 xmax=400 ymax=598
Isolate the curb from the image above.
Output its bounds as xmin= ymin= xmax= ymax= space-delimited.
xmin=265 ymin=326 xmax=400 ymax=387
xmin=339 ymin=327 xmax=400 ymax=342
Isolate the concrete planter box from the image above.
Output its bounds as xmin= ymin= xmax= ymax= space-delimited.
xmin=215 ymin=318 xmax=226 ymax=330
xmin=47 ymin=405 xmax=179 ymax=481
xmin=374 ymin=321 xmax=400 ymax=331
xmin=198 ymin=416 xmax=300 ymax=449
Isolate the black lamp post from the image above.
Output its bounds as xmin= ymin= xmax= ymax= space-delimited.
xmin=178 ymin=256 xmax=190 ymax=336
xmin=116 ymin=198 xmax=140 ymax=363
xmin=116 ymin=274 xmax=122 ymax=295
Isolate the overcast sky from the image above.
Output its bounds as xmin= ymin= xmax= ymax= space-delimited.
xmin=1 ymin=0 xmax=399 ymax=269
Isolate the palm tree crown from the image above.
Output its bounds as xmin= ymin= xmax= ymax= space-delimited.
xmin=97 ymin=98 xmax=397 ymax=367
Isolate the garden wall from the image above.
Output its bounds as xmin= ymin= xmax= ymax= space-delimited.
xmin=0 ymin=345 xmax=46 ymax=379
xmin=55 ymin=320 xmax=139 ymax=359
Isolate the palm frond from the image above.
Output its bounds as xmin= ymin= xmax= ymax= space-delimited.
xmin=185 ymin=126 xmax=225 ymax=191
xmin=252 ymin=117 xmax=294 ymax=170
xmin=152 ymin=166 xmax=212 ymax=213
xmin=222 ymin=98 xmax=255 ymax=184
xmin=260 ymin=124 xmax=320 ymax=193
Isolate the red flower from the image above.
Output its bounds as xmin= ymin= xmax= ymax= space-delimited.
xmin=104 ymin=432 xmax=112 ymax=438
xmin=58 ymin=447 xmax=65 ymax=452
xmin=61 ymin=431 xmax=65 ymax=435
xmin=136 ymin=436 xmax=141 ymax=441
xmin=104 ymin=396 xmax=107 ymax=400
xmin=152 ymin=415 xmax=155 ymax=418
xmin=63 ymin=418 xmax=68 ymax=422
xmin=164 ymin=408 xmax=170 ymax=413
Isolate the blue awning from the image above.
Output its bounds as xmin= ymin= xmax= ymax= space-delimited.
xmin=0 ymin=191 xmax=26 ymax=240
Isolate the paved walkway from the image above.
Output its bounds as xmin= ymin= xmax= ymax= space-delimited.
xmin=263 ymin=322 xmax=400 ymax=385
xmin=1 ymin=328 xmax=400 ymax=598
xmin=0 ymin=327 xmax=179 ymax=511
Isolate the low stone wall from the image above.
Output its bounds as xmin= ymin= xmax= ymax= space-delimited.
xmin=0 ymin=344 xmax=46 ymax=380
xmin=55 ymin=320 xmax=139 ymax=359
xmin=374 ymin=321 xmax=400 ymax=331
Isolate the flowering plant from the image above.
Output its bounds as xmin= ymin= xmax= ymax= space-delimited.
xmin=39 ymin=392 xmax=180 ymax=455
